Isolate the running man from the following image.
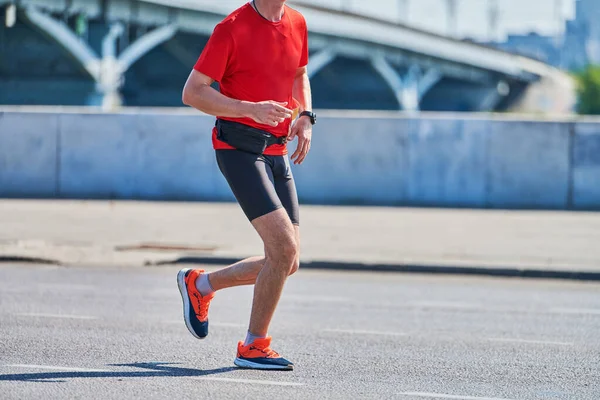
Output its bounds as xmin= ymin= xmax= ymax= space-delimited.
xmin=178 ymin=0 xmax=315 ymax=371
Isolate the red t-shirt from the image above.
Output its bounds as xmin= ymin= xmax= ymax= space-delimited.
xmin=194 ymin=3 xmax=309 ymax=156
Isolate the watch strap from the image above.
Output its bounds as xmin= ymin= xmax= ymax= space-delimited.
xmin=299 ymin=111 xmax=316 ymax=125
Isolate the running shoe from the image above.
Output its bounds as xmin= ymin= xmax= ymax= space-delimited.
xmin=177 ymin=268 xmax=214 ymax=339
xmin=234 ymin=337 xmax=293 ymax=370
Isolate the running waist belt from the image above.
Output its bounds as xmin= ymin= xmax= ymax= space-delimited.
xmin=216 ymin=119 xmax=288 ymax=155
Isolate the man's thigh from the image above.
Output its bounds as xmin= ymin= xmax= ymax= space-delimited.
xmin=270 ymin=155 xmax=300 ymax=226
xmin=216 ymin=150 xmax=283 ymax=222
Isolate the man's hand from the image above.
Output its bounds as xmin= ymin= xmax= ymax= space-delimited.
xmin=248 ymin=101 xmax=293 ymax=127
xmin=288 ymin=116 xmax=312 ymax=165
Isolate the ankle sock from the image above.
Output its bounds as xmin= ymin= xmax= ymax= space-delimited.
xmin=244 ymin=331 xmax=266 ymax=346
xmin=195 ymin=272 xmax=215 ymax=297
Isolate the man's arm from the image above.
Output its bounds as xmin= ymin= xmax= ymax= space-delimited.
xmin=292 ymin=66 xmax=312 ymax=115
xmin=182 ymin=70 xmax=293 ymax=127
xmin=289 ymin=66 xmax=313 ymax=165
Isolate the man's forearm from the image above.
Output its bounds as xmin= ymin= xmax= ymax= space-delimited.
xmin=292 ymin=72 xmax=312 ymax=112
xmin=184 ymin=84 xmax=252 ymax=118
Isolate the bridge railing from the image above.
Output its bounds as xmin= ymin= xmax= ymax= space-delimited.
xmin=291 ymin=0 xmax=563 ymax=42
xmin=143 ymin=0 xmax=563 ymax=43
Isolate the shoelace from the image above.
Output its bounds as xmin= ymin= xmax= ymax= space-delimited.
xmin=192 ymin=292 xmax=210 ymax=319
xmin=250 ymin=345 xmax=280 ymax=358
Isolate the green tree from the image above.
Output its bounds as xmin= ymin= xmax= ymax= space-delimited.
xmin=575 ymin=65 xmax=600 ymax=115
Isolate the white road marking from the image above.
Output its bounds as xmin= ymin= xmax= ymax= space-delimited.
xmin=4 ymin=364 xmax=109 ymax=372
xmin=38 ymin=283 xmax=95 ymax=291
xmin=192 ymin=377 xmax=303 ymax=387
xmin=284 ymin=295 xmax=349 ymax=303
xmin=398 ymin=392 xmax=516 ymax=400
xmin=15 ymin=312 xmax=98 ymax=320
xmin=322 ymin=328 xmax=406 ymax=336
xmin=211 ymin=322 xmax=246 ymax=328
xmin=162 ymin=321 xmax=245 ymax=328
xmin=14 ymin=313 xmax=98 ymax=320
xmin=487 ymin=337 xmax=574 ymax=346
xmin=410 ymin=301 xmax=481 ymax=310
xmin=550 ymin=307 xmax=600 ymax=316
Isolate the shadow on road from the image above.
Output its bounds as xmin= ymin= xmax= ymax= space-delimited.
xmin=150 ymin=256 xmax=600 ymax=281
xmin=0 ymin=362 xmax=237 ymax=383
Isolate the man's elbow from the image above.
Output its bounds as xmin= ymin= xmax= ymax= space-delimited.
xmin=182 ymin=86 xmax=192 ymax=106
xmin=296 ymin=66 xmax=308 ymax=80
xmin=182 ymin=83 xmax=210 ymax=107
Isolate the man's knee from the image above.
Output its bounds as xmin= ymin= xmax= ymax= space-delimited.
xmin=288 ymin=257 xmax=300 ymax=276
xmin=267 ymin=234 xmax=298 ymax=269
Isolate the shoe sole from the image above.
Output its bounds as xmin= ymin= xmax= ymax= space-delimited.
xmin=234 ymin=357 xmax=293 ymax=371
xmin=177 ymin=268 xmax=203 ymax=340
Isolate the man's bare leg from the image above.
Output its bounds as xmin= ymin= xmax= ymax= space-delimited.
xmin=207 ymin=225 xmax=300 ymax=291
xmin=178 ymin=211 xmax=299 ymax=344
xmin=246 ymin=208 xmax=299 ymax=337
xmin=231 ymin=209 xmax=298 ymax=370
xmin=208 ymin=256 xmax=265 ymax=290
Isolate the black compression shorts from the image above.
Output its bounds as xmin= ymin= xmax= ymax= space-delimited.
xmin=216 ymin=149 xmax=300 ymax=225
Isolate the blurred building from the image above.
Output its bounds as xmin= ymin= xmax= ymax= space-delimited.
xmin=483 ymin=0 xmax=600 ymax=71
xmin=560 ymin=0 xmax=600 ymax=70
xmin=485 ymin=33 xmax=562 ymax=66
xmin=577 ymin=0 xmax=600 ymax=64
xmin=562 ymin=6 xmax=589 ymax=70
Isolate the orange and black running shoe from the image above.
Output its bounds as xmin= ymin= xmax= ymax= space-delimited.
xmin=234 ymin=337 xmax=293 ymax=371
xmin=176 ymin=268 xmax=214 ymax=339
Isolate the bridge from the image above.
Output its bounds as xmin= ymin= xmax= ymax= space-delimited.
xmin=0 ymin=0 xmax=574 ymax=112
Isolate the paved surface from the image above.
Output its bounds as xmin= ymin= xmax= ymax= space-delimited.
xmin=0 ymin=263 xmax=599 ymax=399
xmin=1 ymin=200 xmax=600 ymax=276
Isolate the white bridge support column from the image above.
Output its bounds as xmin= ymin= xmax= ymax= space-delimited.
xmin=99 ymin=23 xmax=125 ymax=110
xmin=23 ymin=6 xmax=177 ymax=111
xmin=479 ymin=80 xmax=511 ymax=111
xmin=371 ymin=56 xmax=442 ymax=111
xmin=307 ymin=48 xmax=337 ymax=79
xmin=23 ymin=6 xmax=100 ymax=79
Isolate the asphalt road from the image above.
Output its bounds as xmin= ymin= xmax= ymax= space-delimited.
xmin=0 ymin=263 xmax=599 ymax=400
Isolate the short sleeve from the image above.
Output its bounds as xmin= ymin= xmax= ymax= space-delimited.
xmin=298 ymin=20 xmax=308 ymax=68
xmin=194 ymin=23 xmax=233 ymax=82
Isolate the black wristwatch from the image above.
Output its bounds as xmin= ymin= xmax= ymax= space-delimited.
xmin=299 ymin=110 xmax=317 ymax=125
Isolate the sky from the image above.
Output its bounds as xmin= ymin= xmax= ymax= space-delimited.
xmin=293 ymin=0 xmax=577 ymax=41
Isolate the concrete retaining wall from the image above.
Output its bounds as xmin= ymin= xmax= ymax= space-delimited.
xmin=405 ymin=118 xmax=487 ymax=207
xmin=486 ymin=120 xmax=570 ymax=209
xmin=292 ymin=117 xmax=410 ymax=205
xmin=573 ymin=123 xmax=600 ymax=210
xmin=57 ymin=112 xmax=234 ymax=201
xmin=0 ymin=112 xmax=59 ymax=197
xmin=0 ymin=109 xmax=597 ymax=210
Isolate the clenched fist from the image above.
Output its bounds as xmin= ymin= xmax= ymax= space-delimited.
xmin=248 ymin=101 xmax=293 ymax=127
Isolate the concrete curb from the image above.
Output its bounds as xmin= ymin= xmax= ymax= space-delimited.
xmin=0 ymin=256 xmax=60 ymax=265
xmin=2 ymin=254 xmax=599 ymax=282
xmin=150 ymin=256 xmax=600 ymax=282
